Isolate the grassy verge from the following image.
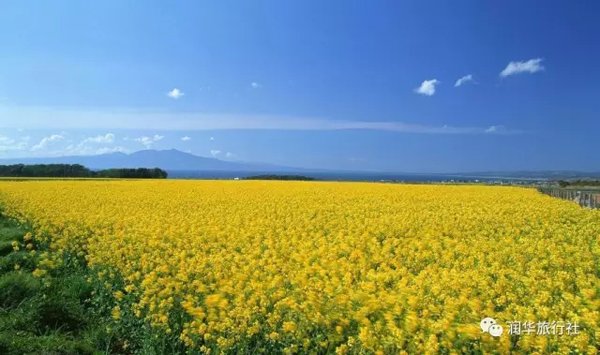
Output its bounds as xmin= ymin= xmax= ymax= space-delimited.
xmin=0 ymin=210 xmax=193 ymax=355
xmin=0 ymin=212 xmax=115 ymax=354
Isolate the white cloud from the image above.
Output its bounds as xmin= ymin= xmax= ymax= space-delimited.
xmin=1 ymin=133 xmax=124 ymax=157
xmin=500 ymin=58 xmax=544 ymax=77
xmin=65 ymin=144 xmax=93 ymax=155
xmin=31 ymin=134 xmax=64 ymax=151
xmin=0 ymin=143 xmax=27 ymax=152
xmin=210 ymin=150 xmax=221 ymax=157
xmin=134 ymin=134 xmax=164 ymax=148
xmin=0 ymin=136 xmax=15 ymax=145
xmin=0 ymin=136 xmax=28 ymax=152
xmin=134 ymin=136 xmax=153 ymax=148
xmin=0 ymin=106 xmax=522 ymax=135
xmin=209 ymin=136 xmax=215 ymax=141
xmin=63 ymin=136 xmax=128 ymax=156
xmin=225 ymin=152 xmax=236 ymax=159
xmin=83 ymin=133 xmax=115 ymax=144
xmin=454 ymin=74 xmax=476 ymax=87
xmin=167 ymin=88 xmax=185 ymax=99
xmin=250 ymin=82 xmax=261 ymax=89
xmin=95 ymin=146 xmax=129 ymax=155
xmin=414 ymin=79 xmax=440 ymax=96
xmin=484 ymin=125 xmax=510 ymax=134
xmin=181 ymin=136 xmax=192 ymax=141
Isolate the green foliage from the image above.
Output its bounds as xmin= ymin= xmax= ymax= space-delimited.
xmin=0 ymin=331 xmax=98 ymax=355
xmin=0 ymin=164 xmax=93 ymax=178
xmin=0 ymin=213 xmax=108 ymax=354
xmin=95 ymin=167 xmax=168 ymax=179
xmin=0 ymin=164 xmax=168 ymax=179
xmin=0 ymin=252 xmax=35 ymax=273
xmin=34 ymin=298 xmax=88 ymax=335
xmin=0 ymin=241 xmax=13 ymax=257
xmin=557 ymin=179 xmax=600 ymax=187
xmin=0 ymin=226 xmax=25 ymax=243
xmin=0 ymin=272 xmax=41 ymax=310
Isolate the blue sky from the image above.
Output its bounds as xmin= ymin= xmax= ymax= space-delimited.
xmin=0 ymin=1 xmax=599 ymax=172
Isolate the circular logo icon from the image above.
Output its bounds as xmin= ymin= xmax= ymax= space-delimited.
xmin=489 ymin=324 xmax=504 ymax=337
xmin=480 ymin=317 xmax=497 ymax=332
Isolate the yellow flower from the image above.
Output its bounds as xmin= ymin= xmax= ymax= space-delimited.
xmin=112 ymin=306 xmax=121 ymax=320
xmin=0 ymin=180 xmax=598 ymax=354
xmin=32 ymin=269 xmax=47 ymax=277
xmin=282 ymin=321 xmax=296 ymax=333
xmin=268 ymin=332 xmax=280 ymax=341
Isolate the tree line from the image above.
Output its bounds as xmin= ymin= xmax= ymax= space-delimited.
xmin=558 ymin=179 xmax=600 ymax=188
xmin=0 ymin=164 xmax=168 ymax=179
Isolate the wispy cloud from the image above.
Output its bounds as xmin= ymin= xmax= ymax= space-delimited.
xmin=0 ymin=136 xmax=15 ymax=145
xmin=454 ymin=74 xmax=476 ymax=87
xmin=134 ymin=134 xmax=164 ymax=148
xmin=225 ymin=152 xmax=236 ymax=159
xmin=414 ymin=79 xmax=440 ymax=96
xmin=250 ymin=82 xmax=261 ymax=89
xmin=0 ymin=136 xmax=28 ymax=153
xmin=500 ymin=58 xmax=544 ymax=77
xmin=0 ymin=143 xmax=27 ymax=152
xmin=94 ymin=146 xmax=129 ymax=155
xmin=181 ymin=136 xmax=192 ymax=141
xmin=167 ymin=88 xmax=185 ymax=99
xmin=83 ymin=133 xmax=115 ymax=144
xmin=64 ymin=142 xmax=128 ymax=156
xmin=210 ymin=150 xmax=221 ymax=157
xmin=31 ymin=134 xmax=64 ymax=151
xmin=484 ymin=125 xmax=512 ymax=134
xmin=134 ymin=137 xmax=152 ymax=148
xmin=209 ymin=136 xmax=215 ymax=141
xmin=0 ymin=106 xmax=522 ymax=135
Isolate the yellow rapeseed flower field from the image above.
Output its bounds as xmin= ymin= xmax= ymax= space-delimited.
xmin=1 ymin=180 xmax=600 ymax=354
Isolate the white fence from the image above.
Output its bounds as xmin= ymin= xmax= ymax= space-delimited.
xmin=538 ymin=188 xmax=600 ymax=209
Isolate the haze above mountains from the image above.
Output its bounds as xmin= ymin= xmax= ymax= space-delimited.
xmin=0 ymin=149 xmax=599 ymax=179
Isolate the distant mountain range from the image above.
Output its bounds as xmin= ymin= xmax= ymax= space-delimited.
xmin=1 ymin=149 xmax=599 ymax=180
xmin=0 ymin=149 xmax=304 ymax=172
